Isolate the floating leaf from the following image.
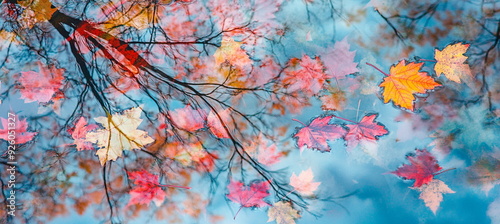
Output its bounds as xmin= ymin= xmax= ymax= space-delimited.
xmin=391 ymin=149 xmax=443 ymax=187
xmin=267 ymin=201 xmax=300 ymax=224
xmin=289 ymin=168 xmax=321 ymax=196
xmin=434 ymin=42 xmax=473 ymax=84
xmin=415 ymin=179 xmax=455 ymax=214
xmin=294 ymin=116 xmax=346 ymax=152
xmin=378 ymin=60 xmax=441 ymax=111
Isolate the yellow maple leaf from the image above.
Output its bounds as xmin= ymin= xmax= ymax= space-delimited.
xmin=267 ymin=201 xmax=300 ymax=224
xmin=85 ymin=107 xmax=154 ymax=165
xmin=213 ymin=36 xmax=252 ymax=67
xmin=30 ymin=0 xmax=57 ymax=21
xmin=434 ymin=43 xmax=473 ymax=83
xmin=379 ymin=60 xmax=441 ymax=111
xmin=434 ymin=42 xmax=473 ymax=84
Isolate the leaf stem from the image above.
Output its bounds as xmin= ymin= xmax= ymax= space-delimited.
xmin=365 ymin=62 xmax=389 ymax=76
xmin=331 ymin=115 xmax=358 ymax=124
xmin=419 ymin=59 xmax=437 ymax=63
xmin=158 ymin=184 xmax=191 ymax=189
xmin=434 ymin=168 xmax=456 ymax=176
xmin=292 ymin=118 xmax=307 ymax=126
xmin=234 ymin=206 xmax=243 ymax=220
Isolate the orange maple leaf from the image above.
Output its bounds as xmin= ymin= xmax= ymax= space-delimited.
xmin=434 ymin=42 xmax=474 ymax=85
xmin=378 ymin=60 xmax=441 ymax=111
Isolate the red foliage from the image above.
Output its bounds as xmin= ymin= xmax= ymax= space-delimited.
xmin=345 ymin=114 xmax=388 ymax=149
xmin=391 ymin=149 xmax=443 ymax=187
xmin=294 ymin=116 xmax=346 ymax=152
xmin=226 ymin=180 xmax=270 ymax=208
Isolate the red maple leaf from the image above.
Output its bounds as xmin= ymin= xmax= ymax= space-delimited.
xmin=344 ymin=114 xmax=388 ymax=149
xmin=127 ymin=170 xmax=167 ymax=207
xmin=0 ymin=116 xmax=37 ymax=144
xmin=293 ymin=116 xmax=346 ymax=152
xmin=127 ymin=170 xmax=190 ymax=207
xmin=391 ymin=149 xmax=443 ymax=187
xmin=226 ymin=180 xmax=270 ymax=208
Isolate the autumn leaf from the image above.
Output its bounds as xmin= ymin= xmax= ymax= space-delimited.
xmin=375 ymin=60 xmax=441 ymax=111
xmin=244 ymin=134 xmax=284 ymax=166
xmin=289 ymin=168 xmax=321 ymax=196
xmin=434 ymin=42 xmax=473 ymax=84
xmin=0 ymin=116 xmax=37 ymax=144
xmin=213 ymin=35 xmax=252 ymax=68
xmin=319 ymin=90 xmax=346 ymax=111
xmin=415 ymin=179 xmax=455 ymax=214
xmin=69 ymin=117 xmax=98 ymax=151
xmin=391 ymin=149 xmax=443 ymax=187
xmin=293 ymin=116 xmax=346 ymax=152
xmin=127 ymin=170 xmax=167 ymax=207
xmin=17 ymin=61 xmax=65 ymax=103
xmin=169 ymin=105 xmax=206 ymax=132
xmin=226 ymin=180 xmax=270 ymax=208
xmin=86 ymin=107 xmax=154 ymax=165
xmin=282 ymin=55 xmax=328 ymax=96
xmin=26 ymin=0 xmax=57 ymax=21
xmin=344 ymin=114 xmax=388 ymax=149
xmin=267 ymin=201 xmax=300 ymax=224
xmin=322 ymin=37 xmax=359 ymax=79
xmin=172 ymin=142 xmax=208 ymax=166
xmin=206 ymin=109 xmax=231 ymax=138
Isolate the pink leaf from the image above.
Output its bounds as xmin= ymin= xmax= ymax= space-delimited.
xmin=282 ymin=55 xmax=327 ymax=96
xmin=226 ymin=180 xmax=270 ymax=208
xmin=17 ymin=62 xmax=65 ymax=103
xmin=206 ymin=109 xmax=231 ymax=138
xmin=69 ymin=117 xmax=98 ymax=151
xmin=0 ymin=116 xmax=37 ymax=144
xmin=345 ymin=114 xmax=388 ymax=149
xmin=169 ymin=105 xmax=206 ymax=132
xmin=290 ymin=168 xmax=321 ymax=196
xmin=294 ymin=116 xmax=346 ymax=152
xmin=323 ymin=37 xmax=359 ymax=79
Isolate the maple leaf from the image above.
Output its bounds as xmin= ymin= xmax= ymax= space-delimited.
xmin=319 ymin=90 xmax=346 ymax=111
xmin=0 ymin=116 xmax=37 ymax=144
xmin=244 ymin=134 xmax=283 ymax=166
xmin=69 ymin=117 xmax=98 ymax=151
xmin=391 ymin=149 xmax=443 ymax=187
xmin=378 ymin=60 xmax=441 ymax=111
xmin=213 ymin=35 xmax=252 ymax=68
xmin=322 ymin=37 xmax=359 ymax=79
xmin=206 ymin=109 xmax=231 ymax=138
xmin=283 ymin=55 xmax=327 ymax=96
xmin=344 ymin=114 xmax=388 ymax=149
xmin=293 ymin=116 xmax=346 ymax=152
xmin=169 ymin=105 xmax=206 ymax=132
xmin=226 ymin=180 xmax=270 ymax=208
xmin=257 ymin=142 xmax=283 ymax=166
xmin=173 ymin=142 xmax=208 ymax=166
xmin=267 ymin=201 xmax=300 ymax=224
xmin=434 ymin=42 xmax=473 ymax=84
xmin=127 ymin=170 xmax=167 ymax=206
xmin=17 ymin=62 xmax=65 ymax=103
xmin=289 ymin=168 xmax=321 ymax=196
xmin=415 ymin=179 xmax=455 ymax=214
xmin=86 ymin=107 xmax=154 ymax=165
xmin=22 ymin=0 xmax=57 ymax=21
